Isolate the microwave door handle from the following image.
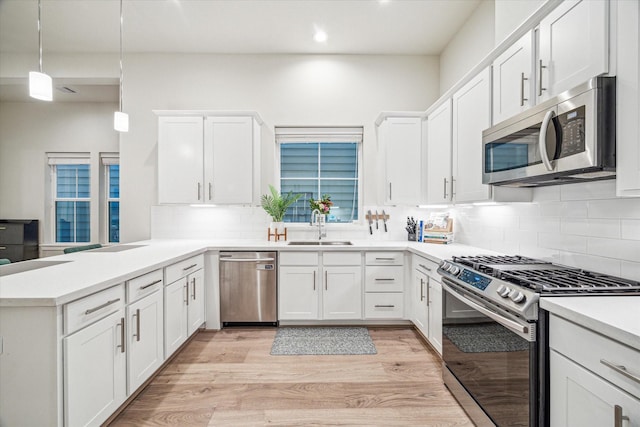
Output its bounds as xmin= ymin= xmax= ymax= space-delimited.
xmin=539 ymin=110 xmax=555 ymax=171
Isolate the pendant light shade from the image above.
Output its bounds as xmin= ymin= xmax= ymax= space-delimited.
xmin=115 ymin=0 xmax=128 ymax=132
xmin=29 ymin=71 xmax=53 ymax=101
xmin=29 ymin=0 xmax=52 ymax=101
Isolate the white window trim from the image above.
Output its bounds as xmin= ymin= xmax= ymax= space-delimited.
xmin=275 ymin=126 xmax=364 ymax=227
xmin=48 ymin=154 xmax=91 ymax=244
xmin=101 ymin=153 xmax=120 ymax=243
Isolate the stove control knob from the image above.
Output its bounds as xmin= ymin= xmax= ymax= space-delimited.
xmin=509 ymin=290 xmax=526 ymax=304
xmin=450 ymin=266 xmax=460 ymax=275
xmin=496 ymin=285 xmax=511 ymax=298
xmin=442 ymin=262 xmax=451 ymax=272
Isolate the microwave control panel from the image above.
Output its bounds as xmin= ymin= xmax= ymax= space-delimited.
xmin=557 ymin=105 xmax=586 ymax=158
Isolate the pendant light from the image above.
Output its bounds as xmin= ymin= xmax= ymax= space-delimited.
xmin=114 ymin=0 xmax=129 ymax=132
xmin=29 ymin=0 xmax=53 ymax=101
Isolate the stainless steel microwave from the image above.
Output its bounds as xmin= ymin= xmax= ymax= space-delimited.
xmin=482 ymin=77 xmax=616 ymax=187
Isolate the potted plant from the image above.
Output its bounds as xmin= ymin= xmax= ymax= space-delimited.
xmin=261 ymin=185 xmax=301 ymax=233
xmin=309 ymin=194 xmax=333 ymax=216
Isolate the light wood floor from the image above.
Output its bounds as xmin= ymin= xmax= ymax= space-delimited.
xmin=108 ymin=327 xmax=473 ymax=426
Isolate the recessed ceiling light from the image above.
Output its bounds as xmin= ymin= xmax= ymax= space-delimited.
xmin=314 ymin=29 xmax=328 ymax=43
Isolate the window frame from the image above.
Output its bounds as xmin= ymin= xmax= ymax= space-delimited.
xmin=101 ymin=153 xmax=120 ymax=243
xmin=47 ymin=153 xmax=92 ymax=244
xmin=275 ymin=127 xmax=364 ymax=226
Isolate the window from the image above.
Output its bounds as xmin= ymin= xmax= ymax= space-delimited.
xmin=48 ymin=155 xmax=91 ymax=243
xmin=277 ymin=127 xmax=362 ymax=223
xmin=102 ymin=154 xmax=120 ymax=243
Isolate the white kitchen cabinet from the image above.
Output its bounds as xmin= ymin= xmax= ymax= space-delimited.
xmin=127 ymin=291 xmax=164 ymax=393
xmin=64 ymin=308 xmax=127 ymax=427
xmin=549 ymin=314 xmax=640 ymax=427
xmin=411 ymin=256 xmax=442 ymax=354
xmin=379 ymin=117 xmax=425 ymax=205
xmin=164 ymin=255 xmax=205 ymax=356
xmin=538 ymin=0 xmax=609 ymax=102
xmin=157 ymin=112 xmax=261 ymax=205
xmin=616 ymin=0 xmax=640 ymax=197
xmin=492 ymin=31 xmax=534 ymax=124
xmin=452 ymin=67 xmax=492 ymax=203
xmin=323 ymin=266 xmax=363 ymax=320
xmin=426 ymin=100 xmax=453 ymax=204
xmin=279 ymin=266 xmax=320 ymax=320
xmin=364 ymin=251 xmax=404 ymax=320
xmin=157 ymin=116 xmax=204 ymax=204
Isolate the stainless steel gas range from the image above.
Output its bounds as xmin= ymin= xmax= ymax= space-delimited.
xmin=437 ymin=255 xmax=640 ymax=427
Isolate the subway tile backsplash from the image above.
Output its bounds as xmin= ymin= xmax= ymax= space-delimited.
xmin=151 ymin=180 xmax=640 ymax=281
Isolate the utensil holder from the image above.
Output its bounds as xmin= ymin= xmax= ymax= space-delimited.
xmin=408 ymin=233 xmax=416 ymax=241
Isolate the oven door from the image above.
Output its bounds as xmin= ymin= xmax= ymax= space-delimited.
xmin=442 ymin=281 xmax=537 ymax=427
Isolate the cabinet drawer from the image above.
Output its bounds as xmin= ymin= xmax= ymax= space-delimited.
xmin=365 ymin=266 xmax=404 ymax=292
xmin=127 ymin=269 xmax=163 ymax=303
xmin=165 ymin=254 xmax=204 ymax=284
xmin=550 ymin=314 xmax=640 ymax=399
xmin=279 ymin=251 xmax=319 ymax=266
xmin=365 ymin=293 xmax=404 ymax=319
xmin=365 ymin=252 xmax=403 ymax=266
xmin=0 ymin=223 xmax=24 ymax=244
xmin=414 ymin=256 xmax=439 ymax=280
xmin=323 ymin=251 xmax=361 ymax=266
xmin=64 ymin=284 xmax=125 ymax=334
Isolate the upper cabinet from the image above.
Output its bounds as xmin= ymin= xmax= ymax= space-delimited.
xmin=157 ymin=112 xmax=262 ymax=205
xmin=426 ymin=100 xmax=453 ymax=204
xmin=492 ymin=31 xmax=534 ymax=124
xmin=616 ymin=0 xmax=640 ymax=197
xmin=378 ymin=116 xmax=425 ymax=205
xmin=452 ymin=67 xmax=493 ymax=203
xmin=538 ymin=0 xmax=609 ymax=102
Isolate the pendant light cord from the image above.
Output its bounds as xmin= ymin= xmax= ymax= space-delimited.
xmin=38 ymin=0 xmax=43 ymax=73
xmin=119 ymin=0 xmax=124 ymax=113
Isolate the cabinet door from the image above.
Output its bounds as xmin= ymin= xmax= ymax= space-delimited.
xmin=382 ymin=117 xmax=423 ymax=205
xmin=452 ymin=67 xmax=492 ymax=203
xmin=164 ymin=278 xmax=188 ymax=356
xmin=550 ymin=350 xmax=640 ymax=427
xmin=128 ymin=290 xmax=164 ymax=393
xmin=412 ymin=268 xmax=428 ymax=336
xmin=187 ymin=268 xmax=205 ymax=336
xmin=426 ymin=100 xmax=452 ymax=204
xmin=427 ymin=278 xmax=443 ymax=355
xmin=158 ymin=116 xmax=204 ymax=204
xmin=616 ymin=0 xmax=640 ymax=197
xmin=492 ymin=31 xmax=533 ymax=123
xmin=539 ymin=0 xmax=608 ymax=101
xmin=323 ymin=266 xmax=362 ymax=320
xmin=204 ymin=116 xmax=254 ymax=204
xmin=64 ymin=309 xmax=126 ymax=427
xmin=279 ymin=266 xmax=320 ymax=320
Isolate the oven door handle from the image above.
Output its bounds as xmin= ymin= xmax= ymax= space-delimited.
xmin=443 ymin=283 xmax=534 ymax=341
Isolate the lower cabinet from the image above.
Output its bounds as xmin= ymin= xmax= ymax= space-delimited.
xmin=364 ymin=252 xmax=405 ymax=320
xmin=64 ymin=297 xmax=127 ymax=427
xmin=323 ymin=266 xmax=362 ymax=320
xmin=279 ymin=265 xmax=320 ymax=320
xmin=412 ymin=255 xmax=442 ymax=354
xmin=164 ymin=255 xmax=205 ymax=356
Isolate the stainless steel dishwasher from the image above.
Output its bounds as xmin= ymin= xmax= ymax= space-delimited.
xmin=219 ymin=251 xmax=277 ymax=326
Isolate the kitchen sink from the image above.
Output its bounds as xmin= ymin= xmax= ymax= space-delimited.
xmin=287 ymin=241 xmax=353 ymax=246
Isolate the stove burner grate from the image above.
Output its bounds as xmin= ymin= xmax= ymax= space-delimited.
xmin=499 ymin=268 xmax=640 ymax=294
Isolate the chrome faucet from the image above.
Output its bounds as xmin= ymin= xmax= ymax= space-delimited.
xmin=311 ymin=209 xmax=327 ymax=240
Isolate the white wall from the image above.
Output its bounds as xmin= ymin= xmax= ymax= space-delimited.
xmin=123 ymin=53 xmax=439 ymax=242
xmin=0 ymin=101 xmax=119 ymax=246
xmin=494 ymin=0 xmax=545 ymax=45
xmin=439 ymin=0 xmax=495 ymax=95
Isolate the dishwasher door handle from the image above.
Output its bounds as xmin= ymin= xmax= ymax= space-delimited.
xmin=220 ymin=258 xmax=276 ymax=262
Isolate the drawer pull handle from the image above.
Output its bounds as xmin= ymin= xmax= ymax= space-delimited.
xmin=375 ymin=278 xmax=395 ymax=281
xmin=192 ymin=277 xmax=196 ymax=300
xmin=374 ymin=305 xmax=395 ymax=308
xmin=0 ymin=226 xmax=6 ymax=230
xmin=0 ymin=246 xmax=6 ymax=250
xmin=419 ymin=264 xmax=432 ymax=271
xmin=84 ymin=298 xmax=120 ymax=315
xmin=313 ymin=271 xmax=316 ymax=291
xmin=185 ymin=280 xmax=189 ymax=306
xmin=140 ymin=279 xmax=162 ymax=290
xmin=615 ymin=405 xmax=630 ymax=427
xmin=601 ymin=359 xmax=640 ymax=384
xmin=133 ymin=308 xmax=141 ymax=342
xmin=375 ymin=257 xmax=395 ymax=261
xmin=420 ymin=278 xmax=424 ymax=302
xmin=182 ymin=263 xmax=198 ymax=271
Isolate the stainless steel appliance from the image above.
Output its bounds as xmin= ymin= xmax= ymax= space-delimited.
xmin=220 ymin=251 xmax=277 ymax=326
xmin=482 ymin=77 xmax=616 ymax=187
xmin=438 ymin=255 xmax=639 ymax=427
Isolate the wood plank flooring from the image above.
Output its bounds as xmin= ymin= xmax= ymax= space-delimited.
xmin=108 ymin=327 xmax=473 ymax=426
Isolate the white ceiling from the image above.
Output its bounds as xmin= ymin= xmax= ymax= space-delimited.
xmin=0 ymin=0 xmax=481 ymax=102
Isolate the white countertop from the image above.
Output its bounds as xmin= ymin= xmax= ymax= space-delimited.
xmin=541 ymin=297 xmax=640 ymax=351
xmin=0 ymin=239 xmax=494 ymax=307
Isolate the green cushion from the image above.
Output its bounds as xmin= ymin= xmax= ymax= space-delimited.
xmin=64 ymin=244 xmax=102 ymax=254
xmin=0 ymin=258 xmax=11 ymax=265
